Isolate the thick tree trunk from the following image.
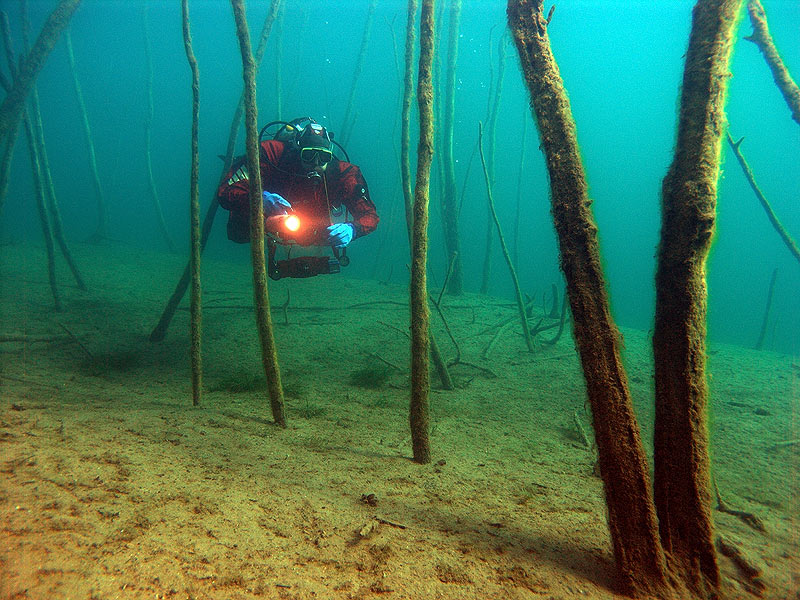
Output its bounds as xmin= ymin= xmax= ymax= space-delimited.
xmin=653 ymin=0 xmax=741 ymax=595
xmin=507 ymin=1 xmax=670 ymax=597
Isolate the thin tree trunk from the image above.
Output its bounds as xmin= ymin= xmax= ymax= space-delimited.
xmin=401 ymin=0 xmax=453 ymax=392
xmin=23 ymin=113 xmax=60 ymax=311
xmin=142 ymin=8 xmax=176 ymax=252
xmin=340 ymin=0 xmax=378 ymax=147
xmin=480 ymin=33 xmax=506 ymax=295
xmin=401 ymin=0 xmax=417 ymax=242
xmin=0 ymin=13 xmax=21 ymax=222
xmin=182 ymin=0 xmax=202 ymax=407
xmin=744 ymin=0 xmax=800 ymax=127
xmin=440 ymin=0 xmax=463 ymax=295
xmin=64 ymin=30 xmax=107 ymax=242
xmin=512 ymin=115 xmax=527 ymax=270
xmin=274 ymin=1 xmax=284 ymax=120
xmin=149 ymin=0 xmax=282 ymax=343
xmin=2 ymin=8 xmax=63 ymax=309
xmin=0 ymin=0 xmax=81 ymax=143
xmin=726 ymin=132 xmax=800 ymax=265
xmin=653 ymin=2 xmax=742 ymax=595
xmin=230 ymin=0 xmax=286 ymax=428
xmin=507 ymin=1 xmax=670 ymax=597
xmin=410 ymin=0 xmax=436 ymax=465
xmin=29 ymin=85 xmax=86 ymax=290
xmin=478 ymin=122 xmax=532 ymax=352
xmin=755 ymin=268 xmax=777 ymax=350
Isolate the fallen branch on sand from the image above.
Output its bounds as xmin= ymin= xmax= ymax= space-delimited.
xmin=716 ymin=535 xmax=766 ymax=594
xmin=57 ymin=321 xmax=93 ymax=360
xmin=0 ymin=334 xmax=69 ymax=343
xmin=713 ymin=479 xmax=766 ymax=533
xmin=765 ymin=438 xmax=799 ymax=451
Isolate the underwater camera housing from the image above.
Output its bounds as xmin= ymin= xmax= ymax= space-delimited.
xmin=269 ymin=256 xmax=340 ymax=280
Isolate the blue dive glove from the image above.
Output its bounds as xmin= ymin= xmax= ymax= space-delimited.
xmin=326 ymin=223 xmax=355 ymax=247
xmin=262 ymin=191 xmax=291 ymax=216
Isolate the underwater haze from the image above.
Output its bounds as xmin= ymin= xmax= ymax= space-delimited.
xmin=2 ymin=0 xmax=798 ymax=353
xmin=1 ymin=1 xmax=799 ymax=599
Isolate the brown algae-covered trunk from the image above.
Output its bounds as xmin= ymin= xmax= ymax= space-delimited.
xmin=149 ymin=1 xmax=281 ymax=343
xmin=0 ymin=0 xmax=81 ymax=142
xmin=745 ymin=0 xmax=800 ymax=127
xmin=230 ymin=0 xmax=286 ymax=427
xmin=182 ymin=0 xmax=202 ymax=407
xmin=440 ymin=0 xmax=463 ymax=295
xmin=410 ymin=0 xmax=436 ymax=465
xmin=507 ymin=0 xmax=670 ymax=597
xmin=653 ymin=0 xmax=741 ymax=594
xmin=402 ymin=0 xmax=454 ymax=393
xmin=401 ymin=0 xmax=418 ymax=240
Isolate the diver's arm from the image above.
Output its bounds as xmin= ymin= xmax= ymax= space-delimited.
xmin=217 ymin=158 xmax=251 ymax=212
xmin=217 ymin=141 xmax=286 ymax=212
xmin=339 ymin=165 xmax=379 ymax=238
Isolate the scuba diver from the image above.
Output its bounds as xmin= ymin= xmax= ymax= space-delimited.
xmin=217 ymin=117 xmax=379 ymax=280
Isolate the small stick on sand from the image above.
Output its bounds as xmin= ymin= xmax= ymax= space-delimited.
xmin=281 ymin=289 xmax=290 ymax=325
xmin=766 ymin=438 xmax=799 ymax=451
xmin=713 ymin=478 xmax=766 ymax=533
xmin=716 ymin=535 xmax=766 ymax=593
xmin=573 ymin=410 xmax=592 ymax=451
xmin=57 ymin=321 xmax=93 ymax=360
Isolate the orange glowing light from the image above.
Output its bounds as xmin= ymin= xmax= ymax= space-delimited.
xmin=284 ymin=215 xmax=300 ymax=232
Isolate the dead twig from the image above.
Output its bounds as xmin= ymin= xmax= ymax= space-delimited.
xmin=0 ymin=334 xmax=69 ymax=343
xmin=281 ymin=289 xmax=290 ymax=325
xmin=716 ymin=535 xmax=766 ymax=594
xmin=482 ymin=320 xmax=513 ymax=360
xmin=56 ymin=321 xmax=93 ymax=360
xmin=573 ymin=410 xmax=592 ymax=451
xmin=766 ymin=438 xmax=799 ymax=451
xmin=375 ymin=516 xmax=407 ymax=529
xmin=543 ymin=291 xmax=568 ymax=345
xmin=713 ymin=479 xmax=766 ymax=533
xmin=379 ymin=321 xmax=409 ymax=339
xmin=448 ymin=359 xmax=498 ymax=379
xmin=368 ymin=352 xmax=403 ymax=372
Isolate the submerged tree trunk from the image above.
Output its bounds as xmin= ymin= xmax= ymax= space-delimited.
xmin=23 ymin=112 xmax=61 ymax=311
xmin=29 ymin=85 xmax=86 ymax=290
xmin=0 ymin=0 xmax=81 ymax=143
xmin=182 ymin=0 xmax=202 ymax=407
xmin=480 ymin=34 xmax=506 ymax=295
xmin=142 ymin=8 xmax=176 ymax=252
xmin=65 ymin=30 xmax=107 ymax=242
xmin=507 ymin=1 xmax=670 ymax=597
xmin=339 ymin=0 xmax=378 ymax=147
xmin=410 ymin=0 xmax=436 ymax=465
xmin=230 ymin=0 xmax=286 ymax=427
xmin=149 ymin=0 xmax=281 ymax=343
xmin=440 ymin=0 xmax=463 ymax=295
xmin=401 ymin=0 xmax=453 ymax=393
xmin=653 ymin=0 xmax=741 ymax=595
xmin=744 ymin=0 xmax=800 ymax=127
